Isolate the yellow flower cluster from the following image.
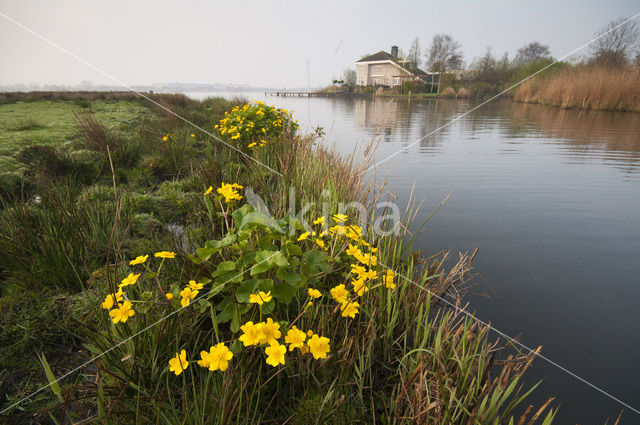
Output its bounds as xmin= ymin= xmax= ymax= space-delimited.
xmin=215 ymin=101 xmax=297 ymax=149
xmin=216 ymin=182 xmax=243 ymax=203
xmin=238 ymin=319 xmax=330 ymax=367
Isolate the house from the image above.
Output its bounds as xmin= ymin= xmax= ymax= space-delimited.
xmin=355 ymin=46 xmax=435 ymax=88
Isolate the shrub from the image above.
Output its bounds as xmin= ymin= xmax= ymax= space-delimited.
xmin=215 ymin=101 xmax=298 ymax=151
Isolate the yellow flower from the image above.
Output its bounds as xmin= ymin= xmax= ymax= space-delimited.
xmin=350 ymin=264 xmax=367 ymax=278
xmin=284 ymin=326 xmax=306 ymax=351
xmin=298 ymin=231 xmax=310 ymax=241
xmin=307 ymin=334 xmax=331 ymax=359
xmin=383 ymin=270 xmax=397 ymax=290
xmin=352 ymin=278 xmax=369 ymax=296
xmin=308 ymin=288 xmax=322 ymax=299
xmin=119 ymin=272 xmax=140 ymax=289
xmin=313 ymin=216 xmax=325 ymax=225
xmin=329 ymin=225 xmax=346 ymax=236
xmin=101 ymin=289 xmax=124 ymax=309
xmin=315 ymin=239 xmax=325 ymax=249
xmin=333 ymin=214 xmax=348 ymax=223
xmin=165 ymin=293 xmax=174 ymax=300
xmin=330 ymin=284 xmax=349 ymax=303
xmin=154 ymin=251 xmax=176 ymax=259
xmin=216 ymin=182 xmax=244 ymax=203
xmin=109 ymin=300 xmax=135 ymax=324
xmin=340 ymin=300 xmax=360 ymax=318
xmin=203 ymin=186 xmax=213 ymax=196
xmin=187 ymin=280 xmax=204 ymax=291
xmin=346 ymin=244 xmax=361 ymax=257
xmin=129 ymin=255 xmax=148 ymax=266
xmin=248 ymin=142 xmax=257 ymax=148
xmin=265 ymin=341 xmax=286 ymax=367
xmin=307 ymin=301 xmax=314 ymax=308
xmin=180 ymin=287 xmax=199 ymax=307
xmin=345 ymin=225 xmax=362 ymax=241
xmin=259 ymin=318 xmax=281 ymax=345
xmin=169 ymin=350 xmax=189 ymax=376
xmin=190 ymin=133 xmax=195 ymax=138
xmin=249 ymin=290 xmax=272 ymax=305
xmin=198 ymin=343 xmax=233 ymax=372
xmin=162 ymin=134 xmax=169 ymax=142
xmin=239 ymin=321 xmax=265 ymax=346
xmin=306 ymin=330 xmax=314 ymax=338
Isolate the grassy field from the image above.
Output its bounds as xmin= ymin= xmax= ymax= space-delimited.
xmin=0 ymin=92 xmax=557 ymax=424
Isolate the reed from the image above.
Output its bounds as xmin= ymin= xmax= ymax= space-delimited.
xmin=514 ymin=65 xmax=640 ymax=112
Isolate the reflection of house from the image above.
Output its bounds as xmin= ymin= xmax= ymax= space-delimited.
xmin=354 ymin=98 xmax=399 ymax=129
xmin=356 ymin=46 xmax=437 ymax=87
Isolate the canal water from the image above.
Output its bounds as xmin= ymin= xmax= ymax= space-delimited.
xmin=191 ymin=92 xmax=640 ymax=424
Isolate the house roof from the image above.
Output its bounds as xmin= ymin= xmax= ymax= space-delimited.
xmin=356 ymin=51 xmax=395 ymax=63
xmin=356 ymin=50 xmax=428 ymax=75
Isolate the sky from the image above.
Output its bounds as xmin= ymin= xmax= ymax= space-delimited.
xmin=0 ymin=0 xmax=638 ymax=88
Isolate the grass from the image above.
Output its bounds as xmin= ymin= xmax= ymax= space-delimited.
xmin=514 ymin=65 xmax=640 ymax=112
xmin=0 ymin=92 xmax=559 ymax=424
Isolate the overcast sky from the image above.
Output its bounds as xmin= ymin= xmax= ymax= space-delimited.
xmin=0 ymin=0 xmax=638 ymax=88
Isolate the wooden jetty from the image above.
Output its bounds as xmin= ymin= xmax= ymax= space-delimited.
xmin=265 ymin=91 xmax=347 ymax=97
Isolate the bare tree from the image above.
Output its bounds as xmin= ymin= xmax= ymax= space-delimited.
xmin=342 ymin=68 xmax=357 ymax=87
xmin=590 ymin=17 xmax=640 ymax=67
xmin=514 ymin=42 xmax=551 ymax=65
xmin=424 ymin=34 xmax=464 ymax=72
xmin=406 ymin=37 xmax=422 ymax=71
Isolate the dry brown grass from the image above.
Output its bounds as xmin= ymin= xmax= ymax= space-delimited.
xmin=514 ymin=66 xmax=640 ymax=112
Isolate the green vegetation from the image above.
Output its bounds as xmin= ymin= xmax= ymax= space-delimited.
xmin=0 ymin=92 xmax=556 ymax=424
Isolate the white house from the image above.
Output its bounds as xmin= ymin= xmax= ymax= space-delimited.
xmin=355 ymin=46 xmax=431 ymax=87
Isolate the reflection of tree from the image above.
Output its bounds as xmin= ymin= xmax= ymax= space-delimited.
xmin=509 ymin=102 xmax=640 ymax=172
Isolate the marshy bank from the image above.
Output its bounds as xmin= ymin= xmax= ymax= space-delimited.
xmin=0 ymin=92 xmax=560 ymax=424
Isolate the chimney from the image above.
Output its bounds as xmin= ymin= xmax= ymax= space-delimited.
xmin=391 ymin=45 xmax=398 ymax=58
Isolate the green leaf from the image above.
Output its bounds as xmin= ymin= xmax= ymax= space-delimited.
xmin=276 ymin=267 xmax=303 ymax=286
xmin=251 ymin=250 xmax=288 ymax=275
xmin=39 ymin=353 xmax=62 ymax=402
xmin=271 ymin=282 xmax=298 ymax=304
xmin=212 ymin=260 xmax=236 ymax=277
xmin=301 ymin=249 xmax=329 ymax=275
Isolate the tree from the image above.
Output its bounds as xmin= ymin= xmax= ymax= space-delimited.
xmin=342 ymin=68 xmax=357 ymax=88
xmin=514 ymin=42 xmax=551 ymax=65
xmin=406 ymin=37 xmax=422 ymax=71
xmin=590 ymin=17 xmax=640 ymax=67
xmin=424 ymin=34 xmax=464 ymax=72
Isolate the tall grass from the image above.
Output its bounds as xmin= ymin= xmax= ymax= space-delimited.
xmin=514 ymin=65 xmax=640 ymax=112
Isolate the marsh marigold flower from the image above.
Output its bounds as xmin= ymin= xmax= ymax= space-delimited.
xmin=155 ymin=251 xmax=176 ymax=259
xmin=198 ymin=343 xmax=233 ymax=372
xmin=383 ymin=270 xmax=397 ymax=290
xmin=259 ymin=318 xmax=281 ymax=345
xmin=307 ymin=334 xmax=331 ymax=359
xmin=165 ymin=293 xmax=174 ymax=300
xmin=119 ymin=272 xmax=140 ymax=289
xmin=315 ymin=239 xmax=325 ymax=249
xmin=352 ymin=279 xmax=369 ymax=296
xmin=101 ymin=289 xmax=124 ymax=310
xmin=169 ymin=350 xmax=189 ymax=376
xmin=203 ymin=186 xmax=213 ymax=196
xmin=284 ymin=326 xmax=306 ymax=351
xmin=180 ymin=287 xmax=199 ymax=307
xmin=216 ymin=182 xmax=243 ymax=203
xmin=333 ymin=214 xmax=348 ymax=223
xmin=109 ymin=300 xmax=135 ymax=324
xmin=313 ymin=216 xmax=325 ymax=226
xmin=330 ymin=284 xmax=349 ymax=303
xmin=239 ymin=321 xmax=265 ymax=346
xmin=308 ymin=288 xmax=321 ymax=299
xmin=249 ymin=290 xmax=272 ymax=306
xmin=187 ymin=280 xmax=204 ymax=291
xmin=340 ymin=300 xmax=360 ymax=319
xmin=297 ymin=231 xmax=310 ymax=241
xmin=129 ymin=255 xmax=148 ymax=266
xmin=265 ymin=341 xmax=286 ymax=367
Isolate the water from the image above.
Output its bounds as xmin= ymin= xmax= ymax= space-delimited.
xmin=190 ymin=91 xmax=640 ymax=424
